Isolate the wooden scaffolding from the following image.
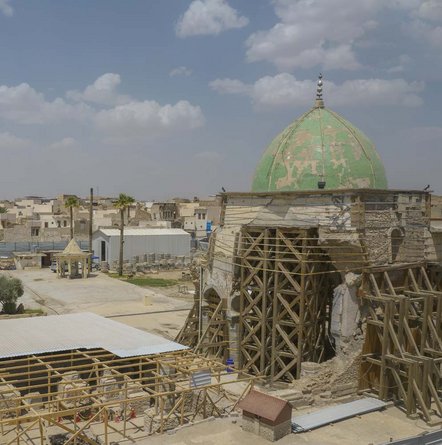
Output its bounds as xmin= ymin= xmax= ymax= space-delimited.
xmin=0 ymin=349 xmax=255 ymax=444
xmin=238 ymin=227 xmax=335 ymax=382
xmin=360 ymin=263 xmax=442 ymax=424
xmin=176 ymin=295 xmax=229 ymax=361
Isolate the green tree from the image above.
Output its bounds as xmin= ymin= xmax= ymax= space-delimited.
xmin=64 ymin=196 xmax=79 ymax=240
xmin=0 ymin=276 xmax=24 ymax=314
xmin=114 ymin=193 xmax=135 ymax=276
xmin=0 ymin=207 xmax=7 ymax=214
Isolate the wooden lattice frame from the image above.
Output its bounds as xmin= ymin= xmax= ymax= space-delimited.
xmin=176 ymin=295 xmax=229 ymax=361
xmin=360 ymin=264 xmax=442 ymax=424
xmin=238 ymin=227 xmax=334 ymax=382
xmin=0 ymin=349 xmax=255 ymax=445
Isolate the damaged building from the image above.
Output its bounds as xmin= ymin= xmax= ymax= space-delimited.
xmin=177 ymin=77 xmax=442 ymax=424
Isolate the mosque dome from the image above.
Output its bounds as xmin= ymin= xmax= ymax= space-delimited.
xmin=251 ymin=75 xmax=388 ymax=192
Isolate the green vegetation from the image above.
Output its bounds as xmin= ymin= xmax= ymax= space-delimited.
xmin=0 ymin=275 xmax=24 ymax=314
xmin=109 ymin=274 xmax=177 ymax=287
xmin=64 ymin=196 xmax=79 ymax=240
xmin=24 ymin=308 xmax=45 ymax=315
xmin=126 ymin=277 xmax=178 ymax=287
xmin=0 ymin=206 xmax=7 ymax=214
xmin=114 ymin=193 xmax=135 ymax=277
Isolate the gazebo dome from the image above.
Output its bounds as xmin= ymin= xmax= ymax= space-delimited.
xmin=251 ymin=76 xmax=388 ymax=192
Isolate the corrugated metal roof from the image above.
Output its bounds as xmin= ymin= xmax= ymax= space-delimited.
xmin=190 ymin=370 xmax=211 ymax=388
xmin=97 ymin=228 xmax=190 ymax=237
xmin=238 ymin=389 xmax=291 ymax=422
xmin=292 ymin=397 xmax=387 ymax=432
xmin=0 ymin=313 xmax=187 ymax=359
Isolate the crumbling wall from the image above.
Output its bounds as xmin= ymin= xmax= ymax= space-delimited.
xmin=364 ymin=208 xmax=426 ymax=265
xmin=364 ymin=209 xmax=394 ymax=264
xmin=0 ymin=384 xmax=20 ymax=417
xmin=57 ymin=372 xmax=89 ymax=408
xmin=426 ymin=231 xmax=442 ymax=263
xmin=331 ymin=273 xmax=361 ymax=349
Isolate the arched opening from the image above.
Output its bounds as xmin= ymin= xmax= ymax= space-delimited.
xmin=390 ymin=228 xmax=404 ymax=263
xmin=201 ymin=288 xmax=229 ymax=361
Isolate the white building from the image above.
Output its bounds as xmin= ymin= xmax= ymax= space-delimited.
xmin=92 ymin=228 xmax=191 ymax=263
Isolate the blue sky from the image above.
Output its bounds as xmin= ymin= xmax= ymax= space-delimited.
xmin=0 ymin=0 xmax=441 ymax=199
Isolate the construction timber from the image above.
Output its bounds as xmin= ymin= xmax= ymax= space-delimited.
xmin=238 ymin=227 xmax=336 ymax=382
xmin=360 ymin=263 xmax=442 ymax=424
xmin=176 ymin=294 xmax=229 ymax=362
xmin=0 ymin=349 xmax=254 ymax=444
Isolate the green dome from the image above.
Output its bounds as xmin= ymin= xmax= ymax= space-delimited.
xmin=251 ymin=104 xmax=388 ymax=192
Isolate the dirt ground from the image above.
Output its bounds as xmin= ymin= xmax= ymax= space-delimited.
xmin=2 ymin=268 xmax=194 ymax=339
xmin=130 ymin=407 xmax=439 ymax=445
xmin=1 ymin=269 xmax=440 ymax=445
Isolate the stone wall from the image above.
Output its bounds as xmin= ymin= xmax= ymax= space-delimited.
xmin=2 ymin=225 xmax=86 ymax=243
xmin=202 ymin=190 xmax=430 ymax=367
xmin=242 ymin=415 xmax=291 ymax=442
xmin=57 ymin=372 xmax=89 ymax=408
xmin=0 ymin=384 xmax=20 ymax=417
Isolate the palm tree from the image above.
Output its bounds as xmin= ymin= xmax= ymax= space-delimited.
xmin=64 ymin=196 xmax=79 ymax=240
xmin=114 ymin=193 xmax=135 ymax=276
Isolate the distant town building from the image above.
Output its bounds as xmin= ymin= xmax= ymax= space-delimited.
xmin=92 ymin=227 xmax=191 ymax=264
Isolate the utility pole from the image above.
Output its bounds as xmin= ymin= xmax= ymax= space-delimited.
xmin=89 ymin=187 xmax=93 ymax=272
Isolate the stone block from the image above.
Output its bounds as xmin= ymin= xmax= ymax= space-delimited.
xmin=0 ymin=384 xmax=20 ymax=417
xmin=57 ymin=372 xmax=89 ymax=407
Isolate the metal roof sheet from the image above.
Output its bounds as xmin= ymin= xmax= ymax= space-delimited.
xmin=292 ymin=397 xmax=387 ymax=432
xmin=380 ymin=429 xmax=442 ymax=445
xmin=0 ymin=313 xmax=187 ymax=359
xmin=97 ymin=228 xmax=190 ymax=237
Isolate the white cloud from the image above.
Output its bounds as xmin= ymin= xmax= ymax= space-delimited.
xmin=66 ymin=73 xmax=131 ymax=106
xmin=210 ymin=74 xmax=424 ymax=109
xmin=244 ymin=0 xmax=442 ymax=71
xmin=0 ymin=0 xmax=13 ymax=17
xmin=0 ymin=132 xmax=30 ymax=149
xmin=209 ymin=78 xmax=252 ymax=95
xmin=95 ymin=100 xmax=205 ymax=137
xmin=48 ymin=137 xmax=77 ymax=151
xmin=176 ymin=0 xmax=248 ymax=38
xmin=0 ymin=76 xmax=206 ymax=141
xmin=245 ymin=0 xmax=385 ymax=70
xmin=417 ymin=0 xmax=442 ymax=22
xmin=409 ymin=18 xmax=442 ymax=47
xmin=169 ymin=66 xmax=193 ymax=77
xmin=0 ymin=83 xmax=93 ymax=124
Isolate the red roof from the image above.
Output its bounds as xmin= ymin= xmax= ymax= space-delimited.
xmin=237 ymin=389 xmax=291 ymax=423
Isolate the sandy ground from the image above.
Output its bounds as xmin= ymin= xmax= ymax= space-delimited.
xmin=2 ymin=268 xmax=193 ymax=339
xmin=139 ymin=409 xmax=439 ymax=445
xmin=1 ymin=269 xmax=440 ymax=445
xmin=85 ymin=407 xmax=438 ymax=445
xmin=3 ymin=404 xmax=439 ymax=445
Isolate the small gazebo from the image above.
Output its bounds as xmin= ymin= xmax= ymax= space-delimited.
xmin=54 ymin=239 xmax=90 ymax=279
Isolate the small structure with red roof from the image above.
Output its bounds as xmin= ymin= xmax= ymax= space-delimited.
xmin=237 ymin=389 xmax=292 ymax=441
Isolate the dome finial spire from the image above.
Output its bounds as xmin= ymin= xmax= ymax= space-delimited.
xmin=315 ymin=73 xmax=324 ymax=108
